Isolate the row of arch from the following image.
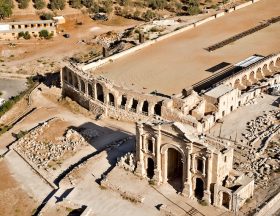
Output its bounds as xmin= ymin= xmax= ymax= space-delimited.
xmin=229 ymin=57 xmax=280 ymax=90
xmin=63 ymin=69 xmax=163 ymax=117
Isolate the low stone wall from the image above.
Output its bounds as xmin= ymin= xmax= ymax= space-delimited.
xmin=235 ymin=1 xmax=252 ymax=10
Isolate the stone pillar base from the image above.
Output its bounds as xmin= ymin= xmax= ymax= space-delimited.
xmin=182 ymin=182 xmax=192 ymax=197
xmin=203 ymin=190 xmax=211 ymax=204
xmin=134 ymin=161 xmax=145 ymax=177
xmin=152 ymin=169 xmax=161 ymax=185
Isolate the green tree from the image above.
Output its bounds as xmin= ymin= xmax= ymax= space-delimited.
xmin=34 ymin=0 xmax=46 ymax=9
xmin=39 ymin=12 xmax=53 ymax=20
xmin=18 ymin=0 xmax=30 ymax=9
xmin=0 ymin=0 xmax=13 ymax=19
xmin=69 ymin=0 xmax=82 ymax=9
xmin=81 ymin=0 xmax=93 ymax=8
xmin=49 ymin=0 xmax=65 ymax=10
xmin=39 ymin=29 xmax=53 ymax=39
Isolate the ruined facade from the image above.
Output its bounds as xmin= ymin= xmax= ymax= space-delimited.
xmin=61 ymin=45 xmax=279 ymax=212
xmin=61 ymin=52 xmax=280 ymax=133
xmin=134 ymin=121 xmax=254 ymax=211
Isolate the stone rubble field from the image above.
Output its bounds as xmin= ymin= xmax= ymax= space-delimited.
xmin=234 ymin=109 xmax=280 ymax=188
xmin=14 ymin=121 xmax=99 ymax=171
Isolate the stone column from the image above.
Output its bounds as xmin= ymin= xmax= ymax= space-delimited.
xmin=137 ymin=101 xmax=144 ymax=114
xmin=203 ymin=150 xmax=213 ymax=203
xmin=153 ymin=125 xmax=162 ymax=184
xmin=135 ymin=124 xmax=146 ymax=177
xmin=148 ymin=103 xmax=155 ymax=116
xmin=182 ymin=144 xmax=192 ymax=197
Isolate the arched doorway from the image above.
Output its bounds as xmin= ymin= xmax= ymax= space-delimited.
xmin=194 ymin=178 xmax=204 ymax=200
xmin=154 ymin=101 xmax=162 ymax=116
xmin=142 ymin=101 xmax=149 ymax=114
xmin=147 ymin=158 xmax=154 ymax=179
xmin=80 ymin=80 xmax=85 ymax=93
xmin=276 ymin=58 xmax=280 ymax=67
xmin=234 ymin=79 xmax=241 ymax=90
xmin=88 ymin=84 xmax=93 ymax=98
xmin=96 ymin=83 xmax=104 ymax=103
xmin=167 ymin=148 xmax=183 ymax=191
xmin=108 ymin=93 xmax=115 ymax=106
xmin=222 ymin=192 xmax=230 ymax=209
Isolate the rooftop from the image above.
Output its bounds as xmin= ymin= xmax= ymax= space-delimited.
xmin=205 ymin=84 xmax=234 ymax=99
xmin=89 ymin=0 xmax=280 ymax=95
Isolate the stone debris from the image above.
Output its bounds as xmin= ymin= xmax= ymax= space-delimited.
xmin=234 ymin=110 xmax=280 ymax=188
xmin=14 ymin=122 xmax=87 ymax=170
xmin=117 ymin=152 xmax=135 ymax=172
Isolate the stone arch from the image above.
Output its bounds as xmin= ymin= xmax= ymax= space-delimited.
xmin=146 ymin=157 xmax=155 ymax=179
xmin=131 ymin=98 xmax=138 ymax=112
xmin=221 ymin=191 xmax=231 ymax=209
xmin=80 ymin=79 xmax=86 ymax=93
xmin=262 ymin=64 xmax=271 ymax=76
xmin=269 ymin=60 xmax=277 ymax=74
xmin=154 ymin=101 xmax=162 ymax=116
xmin=120 ymin=95 xmax=127 ymax=108
xmin=161 ymin=144 xmax=186 ymax=192
xmin=108 ymin=93 xmax=115 ymax=106
xmin=249 ymin=71 xmax=257 ymax=84
xmin=241 ymin=75 xmax=251 ymax=87
xmin=88 ymin=83 xmax=94 ymax=98
xmin=194 ymin=177 xmax=204 ymax=200
xmin=276 ymin=57 xmax=280 ymax=67
xmin=233 ymin=79 xmax=242 ymax=90
xmin=142 ymin=100 xmax=149 ymax=114
xmin=73 ymin=74 xmax=79 ymax=89
xmin=256 ymin=67 xmax=264 ymax=80
xmin=96 ymin=83 xmax=104 ymax=103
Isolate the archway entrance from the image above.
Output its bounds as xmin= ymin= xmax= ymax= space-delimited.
xmin=167 ymin=148 xmax=183 ymax=191
xmin=222 ymin=192 xmax=230 ymax=209
xmin=96 ymin=83 xmax=104 ymax=103
xmin=194 ymin=178 xmax=204 ymax=200
xmin=147 ymin=158 xmax=154 ymax=179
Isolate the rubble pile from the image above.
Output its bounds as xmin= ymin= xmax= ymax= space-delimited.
xmin=15 ymin=122 xmax=86 ymax=169
xmin=242 ymin=110 xmax=280 ymax=145
xmin=235 ymin=110 xmax=280 ymax=188
xmin=117 ymin=152 xmax=135 ymax=172
xmin=95 ymin=31 xmax=122 ymax=47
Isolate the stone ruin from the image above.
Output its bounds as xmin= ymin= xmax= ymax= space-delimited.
xmin=14 ymin=122 xmax=88 ymax=170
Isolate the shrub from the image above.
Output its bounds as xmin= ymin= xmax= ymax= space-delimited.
xmin=39 ymin=12 xmax=53 ymax=20
xmin=18 ymin=31 xmax=31 ymax=39
xmin=49 ymin=0 xmax=65 ymax=10
xmin=18 ymin=0 xmax=30 ymax=9
xmin=142 ymin=9 xmax=156 ymax=21
xmin=39 ymin=30 xmax=53 ymax=39
xmin=15 ymin=130 xmax=28 ymax=139
xmin=69 ymin=0 xmax=82 ymax=9
xmin=0 ymin=0 xmax=13 ymax=19
xmin=34 ymin=0 xmax=46 ymax=9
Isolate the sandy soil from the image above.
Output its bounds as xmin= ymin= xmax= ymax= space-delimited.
xmin=0 ymin=160 xmax=37 ymax=216
xmin=93 ymin=0 xmax=280 ymax=95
